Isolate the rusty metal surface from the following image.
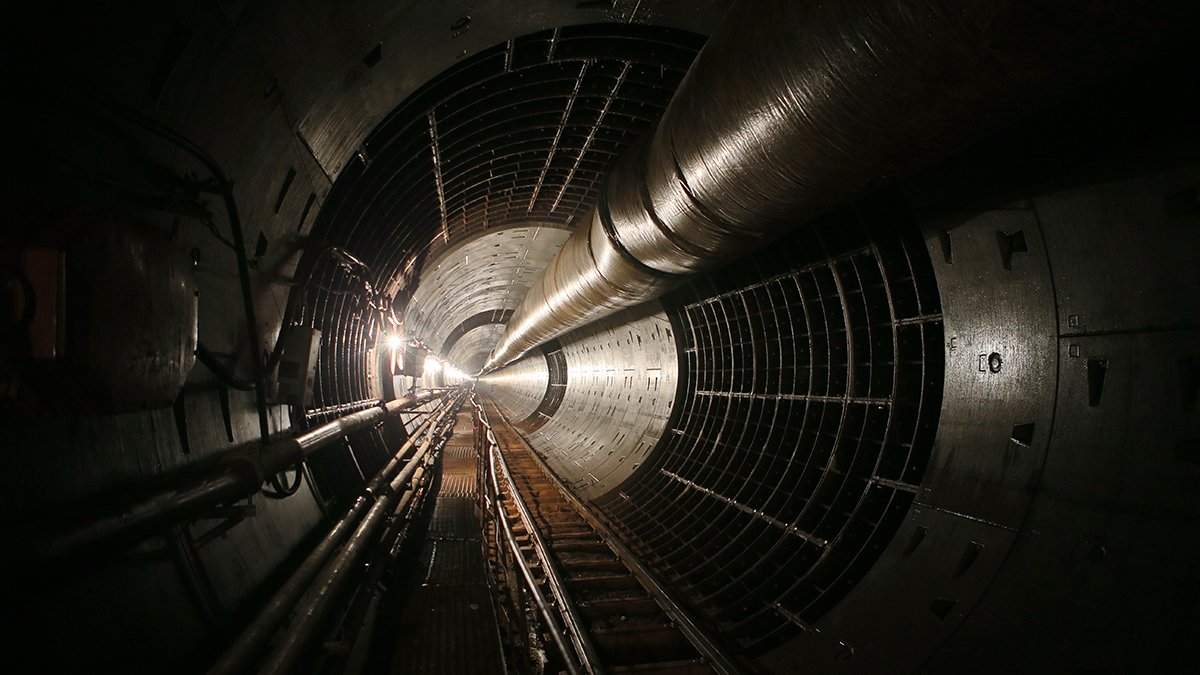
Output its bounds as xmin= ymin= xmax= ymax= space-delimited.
xmin=478 ymin=396 xmax=733 ymax=674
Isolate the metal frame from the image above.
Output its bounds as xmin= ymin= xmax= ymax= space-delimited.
xmin=600 ymin=204 xmax=943 ymax=653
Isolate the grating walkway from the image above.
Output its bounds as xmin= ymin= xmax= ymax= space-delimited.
xmin=385 ymin=408 xmax=506 ymax=675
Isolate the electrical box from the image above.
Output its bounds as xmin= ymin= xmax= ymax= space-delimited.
xmin=399 ymin=345 xmax=425 ymax=378
xmin=277 ymin=327 xmax=321 ymax=406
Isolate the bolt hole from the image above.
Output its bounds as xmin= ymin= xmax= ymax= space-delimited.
xmin=362 ymin=43 xmax=382 ymax=68
xmin=902 ymin=525 xmax=927 ymax=558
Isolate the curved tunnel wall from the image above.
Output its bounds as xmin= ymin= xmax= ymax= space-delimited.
xmin=596 ymin=193 xmax=945 ymax=655
xmin=483 ymin=299 xmax=679 ymax=499
xmin=481 ymin=349 xmax=551 ymax=423
xmin=300 ymin=23 xmax=707 ymax=496
xmin=8 ymin=2 xmax=1199 ymax=673
xmin=478 ymin=54 xmax=1200 ymax=671
xmin=5 ymin=9 xmax=720 ymax=672
xmin=400 ymin=225 xmax=573 ymax=372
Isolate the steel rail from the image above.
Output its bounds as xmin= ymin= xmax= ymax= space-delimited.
xmin=205 ymin=404 xmax=444 ymax=675
xmin=255 ymin=391 xmax=465 ymax=675
xmin=485 ymin=397 xmax=748 ymax=675
xmin=477 ymin=401 xmax=606 ymax=675
xmin=472 ymin=395 xmax=585 ymax=675
xmin=30 ymin=390 xmax=444 ymax=561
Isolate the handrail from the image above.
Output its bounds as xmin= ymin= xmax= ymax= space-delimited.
xmin=485 ymin=396 xmax=748 ymax=675
xmin=472 ymin=394 xmax=585 ymax=675
xmin=30 ymin=389 xmax=444 ymax=561
xmin=476 ymin=398 xmax=605 ymax=675
xmin=206 ymin=394 xmax=453 ymax=675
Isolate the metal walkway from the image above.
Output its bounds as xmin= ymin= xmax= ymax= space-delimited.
xmin=379 ymin=398 xmax=742 ymax=675
xmin=382 ymin=407 xmax=506 ymax=674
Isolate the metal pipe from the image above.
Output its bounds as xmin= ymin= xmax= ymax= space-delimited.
xmin=255 ymin=393 xmax=463 ymax=675
xmin=32 ymin=390 xmax=442 ymax=561
xmin=478 ymin=401 xmax=605 ymax=675
xmin=205 ymin=413 xmax=440 ymax=675
xmin=322 ymin=473 xmax=429 ymax=675
xmin=474 ymin=400 xmax=583 ymax=675
xmin=485 ymin=0 xmax=1196 ymax=369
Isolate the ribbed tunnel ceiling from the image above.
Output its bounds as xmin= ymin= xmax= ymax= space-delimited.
xmin=293 ymin=17 xmax=1200 ymax=672
xmin=8 ymin=3 xmax=1199 ymax=673
xmin=309 ymin=23 xmax=702 ymax=297
xmin=301 ymin=23 xmax=704 ymax=409
xmin=446 ymin=325 xmax=509 ymax=375
xmin=403 ymin=225 xmax=572 ymax=370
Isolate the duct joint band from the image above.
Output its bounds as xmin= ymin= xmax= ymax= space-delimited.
xmin=597 ymin=187 xmax=682 ymax=280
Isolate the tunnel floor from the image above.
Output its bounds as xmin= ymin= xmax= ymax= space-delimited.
xmin=379 ymin=409 xmax=506 ymax=674
xmin=374 ymin=399 xmax=736 ymax=674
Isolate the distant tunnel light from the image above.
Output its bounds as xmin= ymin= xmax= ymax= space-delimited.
xmin=424 ymin=356 xmax=442 ymax=374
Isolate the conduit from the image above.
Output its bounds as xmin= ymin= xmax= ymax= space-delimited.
xmin=206 ymin=400 xmax=450 ymax=675
xmin=485 ymin=0 xmax=1196 ymax=369
xmin=30 ymin=390 xmax=442 ymax=561
xmin=255 ymin=391 xmax=465 ymax=675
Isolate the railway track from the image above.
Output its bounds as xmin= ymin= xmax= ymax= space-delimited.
xmin=473 ymin=394 xmax=744 ymax=675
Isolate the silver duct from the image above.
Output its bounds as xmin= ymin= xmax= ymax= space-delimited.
xmin=485 ymin=0 xmax=1194 ymax=371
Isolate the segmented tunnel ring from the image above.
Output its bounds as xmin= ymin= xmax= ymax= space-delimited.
xmin=302 ymin=21 xmax=945 ymax=661
xmin=300 ymin=24 xmax=705 ymax=487
xmin=596 ymin=199 xmax=944 ymax=655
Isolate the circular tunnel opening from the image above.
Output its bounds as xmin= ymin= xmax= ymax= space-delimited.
xmin=295 ymin=21 xmax=705 ymax=521
xmin=302 ymin=20 xmax=944 ymax=661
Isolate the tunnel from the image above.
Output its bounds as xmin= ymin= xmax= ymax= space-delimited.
xmin=2 ymin=1 xmax=1198 ymax=673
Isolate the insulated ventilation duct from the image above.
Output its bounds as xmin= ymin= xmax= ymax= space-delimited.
xmin=486 ymin=0 xmax=1196 ymax=370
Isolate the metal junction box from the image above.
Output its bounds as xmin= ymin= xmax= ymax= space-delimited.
xmin=277 ymin=327 xmax=321 ymax=406
xmin=399 ymin=345 xmax=425 ymax=378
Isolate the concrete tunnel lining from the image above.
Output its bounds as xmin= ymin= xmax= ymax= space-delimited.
xmin=3 ymin=2 xmax=1198 ymax=673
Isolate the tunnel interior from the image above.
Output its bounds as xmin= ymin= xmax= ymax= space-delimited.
xmin=3 ymin=1 xmax=1199 ymax=674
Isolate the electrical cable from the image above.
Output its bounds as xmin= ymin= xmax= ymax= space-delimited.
xmin=195 ymin=342 xmax=256 ymax=391
xmin=76 ymin=81 xmax=400 ymax=502
xmin=262 ymin=465 xmax=304 ymax=498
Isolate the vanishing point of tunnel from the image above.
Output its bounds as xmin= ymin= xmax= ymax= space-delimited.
xmin=2 ymin=1 xmax=1198 ymax=674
